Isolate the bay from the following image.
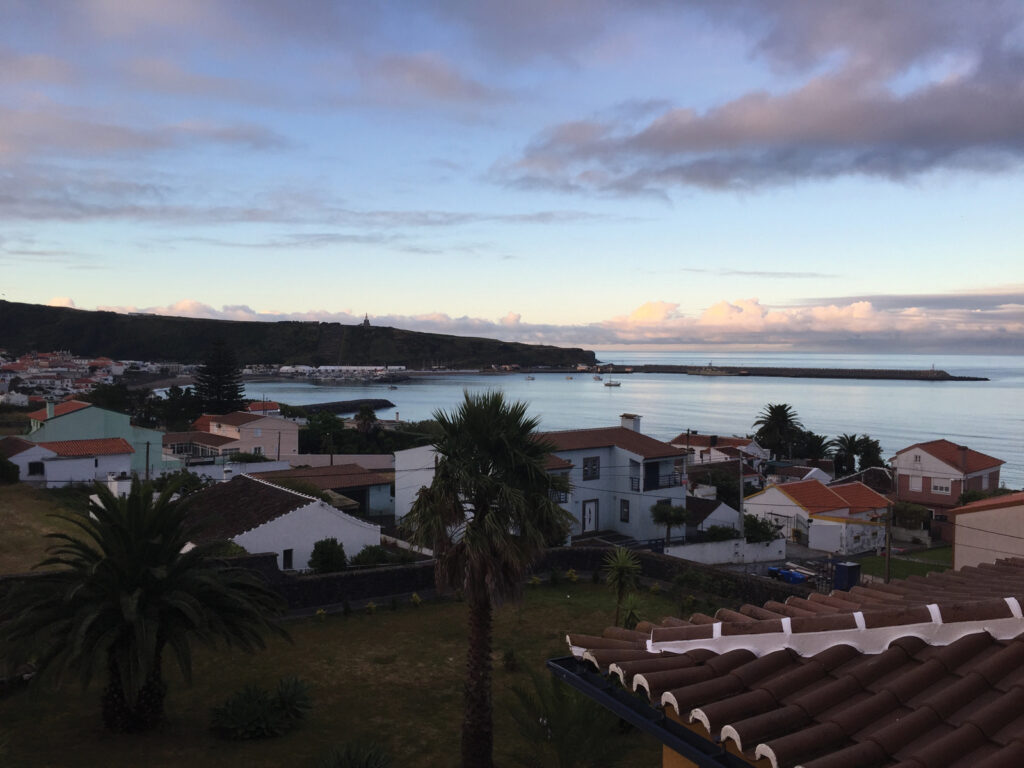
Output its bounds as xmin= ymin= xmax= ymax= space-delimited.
xmin=244 ymin=351 xmax=1024 ymax=489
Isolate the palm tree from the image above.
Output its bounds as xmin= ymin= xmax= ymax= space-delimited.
xmin=354 ymin=404 xmax=379 ymax=435
xmin=857 ymin=436 xmax=884 ymax=470
xmin=401 ymin=390 xmax=571 ymax=768
xmin=796 ymin=431 xmax=835 ymax=461
xmin=0 ymin=479 xmax=286 ymax=732
xmin=650 ymin=502 xmax=687 ymax=547
xmin=752 ymin=403 xmax=804 ymax=458
xmin=833 ymin=433 xmax=862 ymax=475
xmin=602 ymin=547 xmax=640 ymax=627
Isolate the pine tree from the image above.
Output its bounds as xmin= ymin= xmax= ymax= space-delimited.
xmin=194 ymin=340 xmax=245 ymax=413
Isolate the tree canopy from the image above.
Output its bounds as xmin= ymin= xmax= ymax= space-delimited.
xmin=193 ymin=339 xmax=245 ymax=414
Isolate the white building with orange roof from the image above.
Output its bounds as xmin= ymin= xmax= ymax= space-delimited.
xmin=745 ymin=478 xmax=887 ymax=554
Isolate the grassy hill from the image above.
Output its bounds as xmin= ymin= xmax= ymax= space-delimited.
xmin=0 ymin=300 xmax=596 ymax=368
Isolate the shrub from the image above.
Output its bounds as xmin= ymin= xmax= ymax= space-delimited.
xmin=205 ymin=539 xmax=248 ymax=557
xmin=744 ymin=514 xmax=783 ymax=543
xmin=364 ymin=601 xmax=377 ymax=615
xmin=529 ymin=575 xmax=542 ymax=588
xmin=0 ymin=457 xmax=20 ymax=484
xmin=566 ymin=568 xmax=579 ymax=583
xmin=410 ymin=592 xmax=422 ymax=607
xmin=350 ymin=545 xmax=392 ymax=567
xmin=210 ymin=677 xmax=312 ymax=740
xmin=312 ymin=741 xmax=392 ymax=768
xmin=308 ymin=538 xmax=348 ymax=573
xmin=704 ymin=525 xmax=739 ymax=542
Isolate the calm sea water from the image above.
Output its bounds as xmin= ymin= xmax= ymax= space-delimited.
xmin=245 ymin=352 xmax=1024 ymax=489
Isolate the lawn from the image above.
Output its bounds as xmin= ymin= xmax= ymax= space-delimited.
xmin=0 ymin=484 xmax=89 ymax=574
xmin=858 ymin=546 xmax=952 ymax=580
xmin=0 ymin=581 xmax=680 ymax=768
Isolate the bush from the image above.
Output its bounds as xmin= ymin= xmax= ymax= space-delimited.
xmin=205 ymin=539 xmax=248 ymax=557
xmin=566 ymin=568 xmax=579 ymax=583
xmin=0 ymin=457 xmax=18 ymax=484
xmin=210 ymin=677 xmax=312 ymax=740
xmin=704 ymin=525 xmax=739 ymax=542
xmin=308 ymin=538 xmax=348 ymax=573
xmin=744 ymin=514 xmax=783 ymax=543
xmin=410 ymin=592 xmax=422 ymax=608
xmin=312 ymin=741 xmax=392 ymax=768
xmin=350 ymin=545 xmax=393 ymax=567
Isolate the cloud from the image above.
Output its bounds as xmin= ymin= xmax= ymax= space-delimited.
xmin=0 ymin=47 xmax=74 ymax=84
xmin=499 ymin=1 xmax=1024 ymax=194
xmin=360 ymin=53 xmax=507 ymax=104
xmin=82 ymin=292 xmax=1024 ymax=355
xmin=48 ymin=297 xmax=76 ymax=308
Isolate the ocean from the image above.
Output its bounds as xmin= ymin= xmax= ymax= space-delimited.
xmin=244 ymin=351 xmax=1024 ymax=489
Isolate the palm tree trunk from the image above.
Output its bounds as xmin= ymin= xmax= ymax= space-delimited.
xmin=462 ymin=593 xmax=494 ymax=768
xmin=102 ymin=646 xmax=167 ymax=733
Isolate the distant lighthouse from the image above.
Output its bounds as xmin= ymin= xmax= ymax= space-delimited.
xmin=362 ymin=314 xmax=370 ymax=327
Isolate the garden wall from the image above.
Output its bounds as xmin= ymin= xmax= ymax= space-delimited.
xmin=665 ymin=538 xmax=786 ymax=565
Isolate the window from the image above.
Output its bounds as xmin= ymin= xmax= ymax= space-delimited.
xmin=254 ymin=428 xmax=262 ymax=437
xmin=620 ymin=499 xmax=630 ymax=523
xmin=931 ymin=478 xmax=951 ymax=495
xmin=982 ymin=473 xmax=990 ymax=490
xmin=253 ymin=446 xmax=263 ymax=456
xmin=549 ymin=488 xmax=568 ymax=503
xmin=582 ymin=456 xmax=600 ymax=481
xmin=28 ymin=461 xmax=44 ymax=476
xmin=913 ymin=454 xmax=921 ymax=463
xmin=909 ymin=476 xmax=922 ymax=492
xmin=282 ymin=549 xmax=293 ymax=570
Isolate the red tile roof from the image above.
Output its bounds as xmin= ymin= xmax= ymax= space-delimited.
xmin=895 ymin=439 xmax=1004 ymax=474
xmin=565 ymin=557 xmax=1024 ymax=768
xmin=36 ymin=437 xmax=133 ymax=457
xmin=952 ymin=491 xmax=1024 ymax=516
xmin=25 ymin=400 xmax=92 ymax=422
xmin=253 ymin=463 xmax=394 ymax=491
xmin=162 ymin=431 xmax=237 ymax=448
xmin=829 ymin=481 xmax=890 ymax=514
xmin=545 ymin=454 xmax=574 ymax=471
xmin=213 ymin=412 xmax=264 ymax=427
xmin=752 ymin=479 xmax=848 ymax=515
xmin=191 ymin=414 xmax=215 ymax=431
xmin=540 ymin=427 xmax=686 ymax=460
xmin=246 ymin=401 xmax=280 ymax=412
xmin=0 ymin=436 xmax=38 ymax=459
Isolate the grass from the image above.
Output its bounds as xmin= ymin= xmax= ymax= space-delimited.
xmin=858 ymin=545 xmax=952 ymax=580
xmin=0 ymin=582 xmax=681 ymax=768
xmin=0 ymin=484 xmax=90 ymax=574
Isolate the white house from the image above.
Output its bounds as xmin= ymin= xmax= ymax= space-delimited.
xmin=0 ymin=435 xmax=133 ymax=488
xmin=670 ymin=432 xmax=769 ymax=472
xmin=744 ymin=479 xmax=888 ymax=555
xmin=181 ymin=474 xmax=381 ymax=571
xmin=542 ymin=414 xmax=688 ymax=542
xmin=394 ymin=444 xmax=439 ymax=522
xmin=951 ymin=491 xmax=1024 ymax=570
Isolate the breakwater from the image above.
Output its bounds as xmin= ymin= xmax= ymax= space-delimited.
xmin=603 ymin=365 xmax=988 ymax=382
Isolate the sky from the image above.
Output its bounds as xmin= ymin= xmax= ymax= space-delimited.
xmin=2 ymin=0 xmax=1024 ymax=354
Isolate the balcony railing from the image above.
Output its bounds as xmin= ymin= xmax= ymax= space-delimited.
xmin=643 ymin=472 xmax=682 ymax=491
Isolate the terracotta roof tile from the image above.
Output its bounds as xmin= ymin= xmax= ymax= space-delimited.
xmin=952 ymin=491 xmax=1024 ymax=516
xmin=894 ymin=438 xmax=1004 ymax=474
xmin=540 ymin=426 xmax=686 ymax=460
xmin=562 ymin=556 xmax=1024 ymax=768
xmin=0 ymin=436 xmax=36 ymax=459
xmin=829 ymin=482 xmax=890 ymax=514
xmin=36 ymin=437 xmax=133 ymax=457
xmin=253 ymin=463 xmax=394 ymax=491
xmin=25 ymin=400 xmax=91 ymax=421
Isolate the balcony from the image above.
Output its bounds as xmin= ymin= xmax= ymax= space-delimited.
xmin=643 ymin=472 xmax=682 ymax=491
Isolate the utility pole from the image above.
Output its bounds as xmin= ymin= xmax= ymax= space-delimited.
xmin=884 ymin=502 xmax=893 ymax=584
xmin=145 ymin=441 xmax=150 ymax=481
xmin=738 ymin=456 xmax=745 ymax=539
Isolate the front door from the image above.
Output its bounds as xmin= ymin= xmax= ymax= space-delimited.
xmin=582 ymin=499 xmax=598 ymax=533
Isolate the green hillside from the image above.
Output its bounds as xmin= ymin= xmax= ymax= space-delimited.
xmin=0 ymin=301 xmax=596 ymax=368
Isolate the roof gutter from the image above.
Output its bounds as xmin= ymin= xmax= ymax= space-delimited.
xmin=546 ymin=656 xmax=748 ymax=768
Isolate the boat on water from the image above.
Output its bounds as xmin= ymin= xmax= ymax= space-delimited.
xmin=697 ymin=361 xmax=739 ymax=376
xmin=593 ymin=374 xmax=603 ymax=381
xmin=566 ymin=376 xmax=573 ymax=380
xmin=525 ymin=375 xmax=535 ymax=380
xmin=604 ymin=379 xmax=621 ymax=387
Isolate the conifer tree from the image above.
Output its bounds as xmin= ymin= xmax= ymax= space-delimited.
xmin=194 ymin=340 xmax=245 ymax=413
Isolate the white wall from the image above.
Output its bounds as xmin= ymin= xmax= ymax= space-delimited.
xmin=43 ymin=453 xmax=132 ymax=488
xmin=233 ymin=499 xmax=381 ymax=572
xmin=665 ymin=537 xmax=785 ymax=565
xmin=189 ymin=460 xmax=291 ymax=482
xmin=394 ymin=445 xmax=436 ymax=522
xmin=954 ymin=503 xmax=1024 ymax=570
xmin=809 ymin=518 xmax=884 ymax=555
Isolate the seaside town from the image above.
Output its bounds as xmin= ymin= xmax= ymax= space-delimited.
xmin=6 ymin=3 xmax=1024 ymax=767
xmin=4 ymin=342 xmax=1023 ymax=766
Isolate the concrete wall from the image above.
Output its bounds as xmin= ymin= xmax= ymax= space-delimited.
xmin=233 ymin=499 xmax=380 ymax=572
xmin=665 ymin=537 xmax=785 ymax=565
xmin=954 ymin=502 xmax=1024 ymax=570
xmin=42 ymin=453 xmax=132 ymax=488
xmin=394 ymin=445 xmax=436 ymax=522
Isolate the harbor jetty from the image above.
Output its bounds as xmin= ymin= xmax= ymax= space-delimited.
xmin=599 ymin=365 xmax=988 ymax=382
xmin=301 ymin=398 xmax=396 ymax=415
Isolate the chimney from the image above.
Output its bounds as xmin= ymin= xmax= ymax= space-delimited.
xmin=620 ymin=413 xmax=642 ymax=432
xmin=959 ymin=445 xmax=968 ymax=472
xmin=46 ymin=401 xmax=54 ymax=419
xmin=710 ymin=435 xmax=718 ymax=447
